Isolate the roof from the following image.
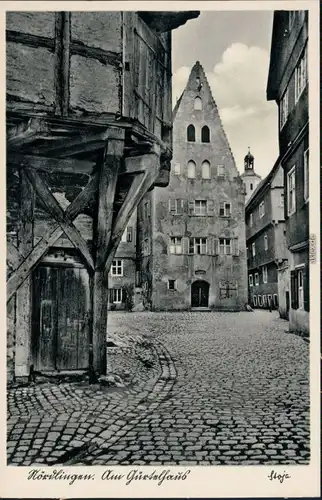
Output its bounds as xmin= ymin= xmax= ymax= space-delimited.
xmin=245 ymin=156 xmax=282 ymax=211
xmin=266 ymin=12 xmax=281 ymax=101
xmin=138 ymin=11 xmax=200 ymax=33
xmin=240 ymin=170 xmax=262 ymax=179
xmin=172 ymin=61 xmax=236 ymax=164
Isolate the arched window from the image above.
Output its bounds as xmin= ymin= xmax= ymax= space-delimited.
xmin=194 ymin=97 xmax=202 ymax=111
xmin=187 ymin=124 xmax=195 ymax=142
xmin=202 ymin=160 xmax=211 ymax=179
xmin=187 ymin=160 xmax=196 ymax=179
xmin=201 ymin=125 xmax=210 ymax=143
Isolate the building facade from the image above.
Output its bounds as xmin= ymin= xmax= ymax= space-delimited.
xmin=137 ymin=62 xmax=248 ymax=311
xmin=240 ymin=149 xmax=262 ymax=203
xmin=267 ymin=10 xmax=309 ymax=335
xmin=108 ymin=210 xmax=137 ymax=311
xmin=245 ymin=161 xmax=288 ymax=313
xmin=6 ymin=11 xmax=199 ymax=381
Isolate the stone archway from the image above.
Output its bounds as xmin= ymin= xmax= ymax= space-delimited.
xmin=191 ymin=280 xmax=209 ymax=308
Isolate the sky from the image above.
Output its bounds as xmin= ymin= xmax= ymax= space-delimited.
xmin=172 ymin=11 xmax=279 ymax=179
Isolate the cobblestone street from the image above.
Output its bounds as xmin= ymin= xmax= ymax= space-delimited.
xmin=7 ymin=311 xmax=310 ymax=466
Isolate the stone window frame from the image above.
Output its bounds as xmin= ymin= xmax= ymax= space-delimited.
xmin=249 ymin=274 xmax=254 ymax=287
xmin=287 ymin=165 xmax=296 ymax=215
xmin=259 ymin=201 xmax=265 ymax=218
xmin=111 ymin=288 xmax=123 ymax=303
xmin=295 ymin=44 xmax=308 ymax=103
xmin=111 ymin=259 xmax=123 ymax=277
xmin=262 ymin=294 xmax=267 ymax=307
xmin=279 ymin=86 xmax=289 ymax=130
xmin=187 ymin=160 xmax=196 ymax=179
xmin=173 ymin=162 xmax=181 ymax=175
xmin=252 ymin=242 xmax=256 ymax=257
xmin=169 ymin=236 xmax=183 ymax=255
xmin=262 ymin=265 xmax=268 ymax=283
xmin=194 ymin=199 xmax=207 ymax=216
xmin=254 ymin=272 xmax=259 ymax=286
xmin=253 ymin=295 xmax=258 ymax=307
xmin=217 ymin=164 xmax=225 ymax=177
xmin=264 ymin=233 xmax=268 ymax=251
xmin=258 ymin=295 xmax=262 ymax=306
xmin=303 ymin=148 xmax=309 ymax=202
xmin=187 ymin=124 xmax=196 ymax=142
xmin=189 ymin=237 xmax=207 ymax=255
xmin=168 ymin=279 xmax=177 ymax=291
xmin=219 ymin=238 xmax=232 ymax=255
xmin=250 ymin=213 xmax=253 ymax=227
xmin=194 ymin=97 xmax=202 ymax=111
xmin=219 ymin=201 xmax=231 ymax=217
xmin=201 ymin=160 xmax=211 ymax=179
xmin=201 ymin=125 xmax=210 ymax=143
xmin=169 ymin=198 xmax=184 ymax=215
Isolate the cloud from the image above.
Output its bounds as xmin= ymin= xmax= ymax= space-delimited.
xmin=172 ymin=43 xmax=279 ymax=178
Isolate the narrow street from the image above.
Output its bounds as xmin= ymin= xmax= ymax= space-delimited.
xmin=7 ymin=311 xmax=309 ymax=466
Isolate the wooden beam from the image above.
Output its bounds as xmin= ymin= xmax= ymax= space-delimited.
xmin=92 ymin=272 xmax=108 ymax=375
xmin=24 ymin=168 xmax=94 ymax=270
xmin=7 ymin=174 xmax=99 ymax=301
xmin=7 ymin=118 xmax=49 ymax=149
xmin=29 ymin=128 xmax=118 ymax=158
xmin=92 ymin=130 xmax=124 ymax=374
xmin=119 ymin=154 xmax=151 ymax=175
xmin=95 ymin=130 xmax=125 ymax=270
xmin=104 ymin=148 xmax=161 ymax=273
xmin=7 ymin=240 xmax=24 ymax=272
xmin=8 ymin=154 xmax=95 ymax=175
xmin=15 ymin=170 xmax=35 ymax=377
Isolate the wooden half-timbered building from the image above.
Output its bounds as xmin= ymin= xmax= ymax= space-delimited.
xmin=6 ymin=10 xmax=199 ymax=381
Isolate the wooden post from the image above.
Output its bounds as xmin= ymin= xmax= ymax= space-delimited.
xmin=92 ymin=130 xmax=125 ymax=375
xmin=15 ymin=170 xmax=34 ymax=378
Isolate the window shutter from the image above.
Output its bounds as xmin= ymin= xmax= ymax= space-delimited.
xmin=122 ymin=287 xmax=127 ymax=303
xmin=169 ymin=199 xmax=175 ymax=213
xmin=109 ymin=289 xmax=113 ymax=303
xmin=290 ymin=270 xmax=298 ymax=310
xmin=207 ymin=200 xmax=214 ymax=216
xmin=182 ymin=237 xmax=189 ymax=254
xmin=213 ymin=238 xmax=219 ymax=256
xmin=182 ymin=199 xmax=188 ymax=214
xmin=207 ymin=237 xmax=214 ymax=255
xmin=188 ymin=201 xmax=195 ymax=215
xmin=233 ymin=238 xmax=239 ymax=256
xmin=303 ymin=265 xmax=310 ymax=312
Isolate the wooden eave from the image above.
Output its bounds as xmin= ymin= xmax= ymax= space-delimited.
xmin=138 ymin=11 xmax=200 ymax=33
xmin=6 ymin=112 xmax=172 ymax=191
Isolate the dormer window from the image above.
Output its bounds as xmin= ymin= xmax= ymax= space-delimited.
xmin=187 ymin=124 xmax=195 ymax=142
xmin=194 ymin=97 xmax=202 ymax=111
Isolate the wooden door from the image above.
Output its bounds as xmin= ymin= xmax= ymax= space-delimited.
xmin=32 ymin=264 xmax=90 ymax=371
xmin=191 ymin=280 xmax=209 ymax=308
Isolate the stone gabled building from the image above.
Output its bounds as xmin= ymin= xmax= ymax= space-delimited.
xmin=137 ymin=61 xmax=247 ymax=311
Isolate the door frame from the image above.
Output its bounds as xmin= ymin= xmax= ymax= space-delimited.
xmin=191 ymin=279 xmax=210 ymax=308
xmin=31 ymin=249 xmax=91 ymax=372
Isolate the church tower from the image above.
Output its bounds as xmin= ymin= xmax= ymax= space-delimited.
xmin=240 ymin=148 xmax=262 ymax=203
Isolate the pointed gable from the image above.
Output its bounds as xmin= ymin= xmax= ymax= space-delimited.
xmin=172 ymin=61 xmax=240 ymax=179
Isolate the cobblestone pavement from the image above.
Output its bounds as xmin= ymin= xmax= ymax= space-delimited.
xmin=7 ymin=311 xmax=310 ymax=466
